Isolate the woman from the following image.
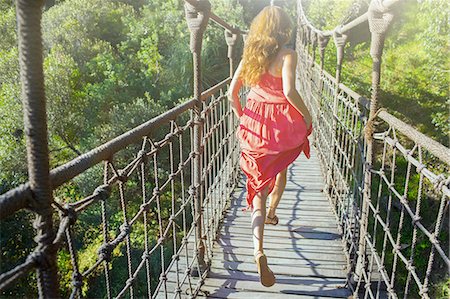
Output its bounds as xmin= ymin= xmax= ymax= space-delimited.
xmin=228 ymin=6 xmax=312 ymax=287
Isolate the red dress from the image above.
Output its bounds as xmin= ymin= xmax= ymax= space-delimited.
xmin=238 ymin=72 xmax=312 ymax=209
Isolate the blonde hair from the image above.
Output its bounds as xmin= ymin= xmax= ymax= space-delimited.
xmin=240 ymin=6 xmax=292 ymax=86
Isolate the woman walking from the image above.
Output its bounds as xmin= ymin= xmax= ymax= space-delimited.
xmin=228 ymin=6 xmax=312 ymax=287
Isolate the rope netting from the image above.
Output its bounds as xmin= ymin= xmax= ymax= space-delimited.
xmin=1 ymin=0 xmax=449 ymax=298
xmin=297 ymin=0 xmax=449 ymax=298
xmin=0 ymin=0 xmax=244 ymax=298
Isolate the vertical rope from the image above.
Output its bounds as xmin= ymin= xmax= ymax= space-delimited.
xmin=185 ymin=0 xmax=211 ymax=274
xmin=356 ymin=0 xmax=394 ymax=285
xmin=15 ymin=0 xmax=60 ymax=297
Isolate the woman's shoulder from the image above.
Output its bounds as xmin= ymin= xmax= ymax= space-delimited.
xmin=280 ymin=47 xmax=296 ymax=56
xmin=279 ymin=47 xmax=296 ymax=59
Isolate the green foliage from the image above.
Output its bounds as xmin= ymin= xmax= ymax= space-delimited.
xmin=0 ymin=0 xmax=243 ymax=297
xmin=306 ymin=0 xmax=449 ymax=145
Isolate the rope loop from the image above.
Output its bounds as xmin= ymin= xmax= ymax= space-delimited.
xmin=434 ymin=174 xmax=449 ymax=191
xmin=185 ymin=0 xmax=211 ymax=53
xmin=368 ymin=0 xmax=394 ymax=34
xmin=368 ymin=0 xmax=394 ymax=58
xmin=317 ymin=33 xmax=330 ymax=53
xmin=310 ymin=31 xmax=318 ymax=48
xmin=27 ymin=192 xmax=54 ymax=217
xmin=364 ymin=108 xmax=386 ymax=141
xmin=225 ymin=29 xmax=239 ymax=58
xmin=333 ymin=33 xmax=348 ymax=48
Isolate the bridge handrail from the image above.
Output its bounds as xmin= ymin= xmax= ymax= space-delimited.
xmin=297 ymin=0 xmax=450 ymax=297
xmin=0 ymin=0 xmax=243 ymax=297
xmin=185 ymin=0 xmax=245 ymax=34
xmin=298 ymin=0 xmax=402 ymax=37
xmin=0 ymin=78 xmax=231 ymax=219
xmin=309 ymin=60 xmax=450 ymax=167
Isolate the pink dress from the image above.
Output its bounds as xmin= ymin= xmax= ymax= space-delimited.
xmin=238 ymin=72 xmax=312 ymax=209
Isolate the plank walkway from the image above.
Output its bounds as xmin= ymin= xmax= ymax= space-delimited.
xmin=161 ymin=147 xmax=352 ymax=298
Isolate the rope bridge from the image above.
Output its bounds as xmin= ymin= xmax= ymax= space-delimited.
xmin=0 ymin=0 xmax=448 ymax=298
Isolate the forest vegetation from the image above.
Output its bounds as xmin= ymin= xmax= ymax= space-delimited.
xmin=0 ymin=0 xmax=448 ymax=297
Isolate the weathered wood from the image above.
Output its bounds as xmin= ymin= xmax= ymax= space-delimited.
xmin=160 ymin=148 xmax=355 ymax=298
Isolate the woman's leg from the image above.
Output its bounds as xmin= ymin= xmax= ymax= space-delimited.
xmin=252 ymin=187 xmax=269 ymax=255
xmin=251 ymin=186 xmax=276 ymax=287
xmin=267 ymin=168 xmax=287 ymax=218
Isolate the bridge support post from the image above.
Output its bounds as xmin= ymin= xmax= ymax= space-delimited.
xmin=355 ymin=0 xmax=394 ymax=289
xmin=15 ymin=0 xmax=60 ymax=297
xmin=225 ymin=29 xmax=239 ymax=78
xmin=326 ymin=30 xmax=348 ymax=213
xmin=317 ymin=33 xmax=330 ymax=93
xmin=185 ymin=0 xmax=211 ymax=276
xmin=225 ymin=28 xmax=240 ymax=190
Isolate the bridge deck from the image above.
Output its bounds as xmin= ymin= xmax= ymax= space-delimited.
xmin=162 ymin=147 xmax=352 ymax=298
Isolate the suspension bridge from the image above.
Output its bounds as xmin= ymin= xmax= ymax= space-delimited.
xmin=0 ymin=0 xmax=448 ymax=298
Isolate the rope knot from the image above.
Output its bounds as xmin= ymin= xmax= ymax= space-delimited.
xmin=137 ymin=149 xmax=147 ymax=163
xmin=72 ymin=272 xmax=83 ymax=288
xmin=120 ymin=224 xmax=131 ymax=235
xmin=27 ymin=250 xmax=51 ymax=268
xmin=412 ymin=215 xmax=422 ymax=225
xmin=126 ymin=278 xmax=134 ymax=286
xmin=117 ymin=170 xmax=128 ymax=182
xmin=140 ymin=203 xmax=150 ymax=212
xmin=64 ymin=204 xmax=77 ymax=225
xmin=98 ymin=243 xmax=113 ymax=262
xmin=93 ymin=184 xmax=111 ymax=201
xmin=142 ymin=252 xmax=150 ymax=260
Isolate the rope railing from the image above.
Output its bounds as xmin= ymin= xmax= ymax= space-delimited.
xmin=297 ymin=0 xmax=449 ymax=298
xmin=298 ymin=0 xmax=402 ymax=37
xmin=2 ymin=0 xmax=448 ymax=298
xmin=0 ymin=0 xmax=244 ymax=298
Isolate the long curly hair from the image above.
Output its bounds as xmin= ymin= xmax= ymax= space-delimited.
xmin=240 ymin=6 xmax=293 ymax=86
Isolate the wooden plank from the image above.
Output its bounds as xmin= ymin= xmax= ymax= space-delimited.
xmin=210 ymin=250 xmax=347 ymax=268
xmin=157 ymin=148 xmax=359 ymax=298
xmin=201 ymin=277 xmax=350 ymax=298
xmin=169 ymin=260 xmax=347 ymax=279
xmin=220 ymin=226 xmax=342 ymax=240
xmin=213 ymin=248 xmax=346 ymax=268
xmin=161 ymin=279 xmax=351 ymax=299
xmin=216 ymin=235 xmax=342 ymax=253
xmin=222 ymin=219 xmax=340 ymax=228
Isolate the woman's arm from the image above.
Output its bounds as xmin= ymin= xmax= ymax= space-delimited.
xmin=227 ymin=61 xmax=244 ymax=118
xmin=281 ymin=50 xmax=312 ymax=129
